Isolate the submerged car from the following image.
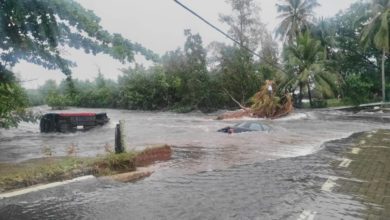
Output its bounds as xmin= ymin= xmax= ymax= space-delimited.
xmin=40 ymin=112 xmax=109 ymax=133
xmin=218 ymin=121 xmax=272 ymax=134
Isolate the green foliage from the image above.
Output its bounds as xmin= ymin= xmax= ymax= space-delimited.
xmin=343 ymin=74 xmax=374 ymax=105
xmin=220 ymin=0 xmax=264 ymax=50
xmin=310 ymin=18 xmax=337 ymax=59
xmin=157 ymin=30 xmax=212 ymax=110
xmin=276 ymin=0 xmax=320 ymax=43
xmin=311 ymin=100 xmax=327 ymax=108
xmin=211 ymin=0 xmax=279 ymax=107
xmin=0 ymin=81 xmax=34 ymax=128
xmin=46 ymin=91 xmax=69 ymax=109
xmin=326 ymin=98 xmax=353 ymax=107
xmin=360 ymin=0 xmax=390 ymax=52
xmin=119 ymin=65 xmax=170 ymax=110
xmin=22 ymin=0 xmax=390 ymax=114
xmin=0 ymin=0 xmax=158 ymax=73
xmin=30 ymin=29 xmax=236 ymax=112
xmin=27 ymin=80 xmax=58 ymax=106
xmin=213 ymin=46 xmax=263 ymax=105
xmin=318 ymin=1 xmax=388 ymax=103
xmin=283 ymin=32 xmax=339 ymax=106
xmin=95 ymin=151 xmax=137 ymax=175
xmin=0 ymin=70 xmax=37 ymax=128
xmin=360 ymin=0 xmax=389 ymax=102
xmin=325 ymin=2 xmax=378 ymax=76
xmin=27 ymin=89 xmax=46 ymax=106
xmin=0 ymin=0 xmax=158 ymax=128
xmin=79 ymin=87 xmax=115 ymax=108
xmin=0 ymin=157 xmax=90 ymax=192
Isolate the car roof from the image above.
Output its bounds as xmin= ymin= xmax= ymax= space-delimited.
xmin=234 ymin=121 xmax=270 ymax=131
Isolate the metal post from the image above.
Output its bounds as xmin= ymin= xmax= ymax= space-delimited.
xmin=115 ymin=121 xmax=126 ymax=154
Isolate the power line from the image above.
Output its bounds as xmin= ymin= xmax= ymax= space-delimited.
xmin=173 ymin=0 xmax=285 ymax=73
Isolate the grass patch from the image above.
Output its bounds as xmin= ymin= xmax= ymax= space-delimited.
xmin=0 ymin=145 xmax=171 ymax=193
xmin=93 ymin=151 xmax=137 ymax=176
xmin=0 ymin=152 xmax=137 ymax=192
xmin=0 ymin=157 xmax=94 ymax=192
xmin=326 ymin=99 xmax=354 ymax=107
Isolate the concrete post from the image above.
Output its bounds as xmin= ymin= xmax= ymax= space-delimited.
xmin=115 ymin=120 xmax=126 ymax=153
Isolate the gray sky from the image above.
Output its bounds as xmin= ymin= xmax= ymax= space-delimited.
xmin=15 ymin=0 xmax=358 ymax=89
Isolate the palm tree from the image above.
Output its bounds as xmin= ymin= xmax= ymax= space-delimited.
xmin=276 ymin=0 xmax=320 ymax=44
xmin=361 ymin=0 xmax=390 ymax=102
xmin=283 ymin=32 xmax=339 ymax=106
xmin=311 ymin=18 xmax=336 ymax=59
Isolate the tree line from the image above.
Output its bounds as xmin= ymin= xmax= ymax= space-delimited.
xmin=1 ymin=0 xmax=389 ymax=128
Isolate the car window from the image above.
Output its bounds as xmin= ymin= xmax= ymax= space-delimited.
xmin=262 ymin=124 xmax=271 ymax=131
xmin=235 ymin=122 xmax=248 ymax=128
xmin=248 ymin=123 xmax=263 ymax=131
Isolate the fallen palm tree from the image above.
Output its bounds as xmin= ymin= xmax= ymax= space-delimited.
xmin=217 ymin=80 xmax=293 ymax=120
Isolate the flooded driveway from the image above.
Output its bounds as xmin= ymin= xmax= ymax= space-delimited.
xmin=0 ymin=107 xmax=389 ymax=219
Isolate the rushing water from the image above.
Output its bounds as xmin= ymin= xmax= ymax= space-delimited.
xmin=0 ymin=107 xmax=389 ymax=219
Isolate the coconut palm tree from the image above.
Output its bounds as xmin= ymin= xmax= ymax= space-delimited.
xmin=360 ymin=0 xmax=390 ymax=102
xmin=276 ymin=0 xmax=320 ymax=44
xmin=311 ymin=18 xmax=337 ymax=59
xmin=283 ymin=32 xmax=339 ymax=106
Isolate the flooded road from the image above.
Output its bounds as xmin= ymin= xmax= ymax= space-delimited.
xmin=1 ymin=107 xmax=388 ymax=167
xmin=1 ymin=107 xmax=389 ymax=219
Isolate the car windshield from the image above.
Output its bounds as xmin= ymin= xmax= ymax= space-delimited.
xmin=235 ymin=122 xmax=266 ymax=131
xmin=248 ymin=123 xmax=263 ymax=131
xmin=235 ymin=122 xmax=250 ymax=128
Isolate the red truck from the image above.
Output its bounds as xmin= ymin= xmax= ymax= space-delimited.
xmin=40 ymin=112 xmax=109 ymax=133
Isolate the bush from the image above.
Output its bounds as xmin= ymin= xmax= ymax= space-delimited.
xmin=343 ymin=74 xmax=373 ymax=105
xmin=311 ymin=100 xmax=328 ymax=108
xmin=46 ymin=92 xmax=70 ymax=109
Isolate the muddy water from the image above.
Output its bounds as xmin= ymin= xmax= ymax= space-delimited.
xmin=0 ymin=107 xmax=389 ymax=219
xmin=1 ymin=107 xmax=388 ymax=166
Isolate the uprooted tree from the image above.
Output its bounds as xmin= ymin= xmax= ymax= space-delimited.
xmin=217 ymin=80 xmax=293 ymax=120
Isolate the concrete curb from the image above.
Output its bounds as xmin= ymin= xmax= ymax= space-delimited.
xmin=102 ymin=167 xmax=154 ymax=183
xmin=0 ymin=175 xmax=95 ymax=199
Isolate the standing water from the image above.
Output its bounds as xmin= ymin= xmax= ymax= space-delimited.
xmin=0 ymin=106 xmax=389 ymax=219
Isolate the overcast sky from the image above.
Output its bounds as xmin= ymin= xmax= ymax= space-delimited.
xmin=15 ymin=0 xmax=358 ymax=89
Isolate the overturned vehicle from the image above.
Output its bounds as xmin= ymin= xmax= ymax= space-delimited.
xmin=40 ymin=112 xmax=109 ymax=133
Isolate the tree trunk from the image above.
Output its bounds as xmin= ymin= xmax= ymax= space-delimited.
xmin=382 ymin=48 xmax=386 ymax=102
xmin=298 ymin=82 xmax=303 ymax=106
xmin=307 ymin=83 xmax=313 ymax=107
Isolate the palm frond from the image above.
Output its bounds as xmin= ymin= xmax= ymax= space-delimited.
xmin=373 ymin=11 xmax=389 ymax=51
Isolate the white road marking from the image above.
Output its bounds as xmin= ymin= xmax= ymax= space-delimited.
xmin=321 ymin=177 xmax=338 ymax=192
xmin=0 ymin=175 xmax=94 ymax=199
xmin=339 ymin=159 xmax=352 ymax=168
xmin=297 ymin=210 xmax=317 ymax=220
xmin=351 ymin=148 xmax=361 ymax=154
